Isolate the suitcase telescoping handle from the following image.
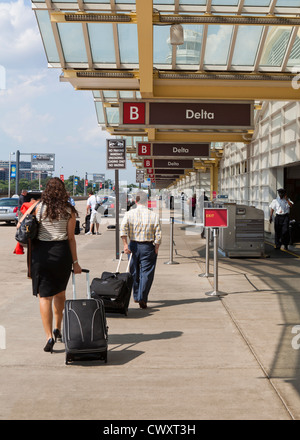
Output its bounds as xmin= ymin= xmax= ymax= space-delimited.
xmin=116 ymin=251 xmax=132 ymax=273
xmin=71 ymin=268 xmax=91 ymax=300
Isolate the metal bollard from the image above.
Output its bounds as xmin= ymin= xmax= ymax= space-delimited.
xmin=205 ymin=228 xmax=227 ymax=297
xmin=199 ymin=228 xmax=213 ymax=278
xmin=164 ymin=216 xmax=179 ymax=265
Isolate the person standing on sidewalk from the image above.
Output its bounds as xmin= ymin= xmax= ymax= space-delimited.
xmin=86 ymin=191 xmax=101 ymax=235
xmin=120 ymin=191 xmax=162 ymax=309
xmin=269 ymin=188 xmax=293 ymax=250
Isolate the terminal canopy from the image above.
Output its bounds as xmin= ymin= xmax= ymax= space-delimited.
xmin=32 ymin=0 xmax=300 ymax=188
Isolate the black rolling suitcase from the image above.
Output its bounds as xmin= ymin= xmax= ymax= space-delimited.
xmin=75 ymin=219 xmax=80 ymax=235
xmin=91 ymin=253 xmax=133 ymax=316
xmin=82 ymin=214 xmax=95 ymax=234
xmin=63 ymin=269 xmax=108 ymax=365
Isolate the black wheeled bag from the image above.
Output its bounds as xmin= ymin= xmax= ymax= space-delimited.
xmin=82 ymin=214 xmax=95 ymax=234
xmin=63 ymin=269 xmax=108 ymax=365
xmin=91 ymin=253 xmax=133 ymax=316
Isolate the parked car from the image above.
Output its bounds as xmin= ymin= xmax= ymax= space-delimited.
xmin=27 ymin=190 xmax=43 ymax=201
xmin=0 ymin=198 xmax=19 ymax=225
xmin=96 ymin=196 xmax=117 ymax=217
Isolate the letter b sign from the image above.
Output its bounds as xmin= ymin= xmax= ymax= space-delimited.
xmin=123 ymin=102 xmax=145 ymax=124
xmin=138 ymin=143 xmax=151 ymax=156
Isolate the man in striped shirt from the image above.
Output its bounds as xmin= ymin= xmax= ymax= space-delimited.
xmin=120 ymin=191 xmax=162 ymax=309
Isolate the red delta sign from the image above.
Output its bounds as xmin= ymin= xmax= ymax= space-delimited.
xmin=204 ymin=208 xmax=228 ymax=228
xmin=138 ymin=142 xmax=151 ymax=156
xmin=123 ymin=102 xmax=145 ymax=124
xmin=144 ymin=158 xmax=153 ymax=168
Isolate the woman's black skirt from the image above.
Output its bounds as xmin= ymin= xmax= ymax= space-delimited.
xmin=31 ymin=240 xmax=72 ymax=297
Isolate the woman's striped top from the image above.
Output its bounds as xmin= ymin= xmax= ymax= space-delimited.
xmin=36 ymin=202 xmax=71 ymax=242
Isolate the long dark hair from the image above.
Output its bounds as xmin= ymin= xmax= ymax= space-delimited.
xmin=41 ymin=177 xmax=77 ymax=220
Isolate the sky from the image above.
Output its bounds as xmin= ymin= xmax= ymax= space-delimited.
xmin=0 ymin=0 xmax=137 ymax=185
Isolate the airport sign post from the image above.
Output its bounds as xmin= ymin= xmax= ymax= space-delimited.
xmin=204 ymin=208 xmax=228 ymax=298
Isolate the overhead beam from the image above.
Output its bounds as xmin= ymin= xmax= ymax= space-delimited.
xmin=147 ymin=130 xmax=252 ymax=144
xmin=50 ymin=12 xmax=300 ymax=27
xmin=153 ymin=77 xmax=300 ymax=101
xmin=61 ymin=69 xmax=300 ymax=101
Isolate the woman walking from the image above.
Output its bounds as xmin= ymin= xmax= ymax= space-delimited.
xmin=29 ymin=178 xmax=81 ymax=352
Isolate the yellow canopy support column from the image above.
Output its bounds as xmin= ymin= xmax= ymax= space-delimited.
xmin=136 ymin=0 xmax=153 ymax=98
xmin=210 ymin=162 xmax=219 ymax=197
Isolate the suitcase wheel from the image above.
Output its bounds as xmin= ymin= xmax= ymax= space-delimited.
xmin=99 ymin=350 xmax=108 ymax=363
xmin=65 ymin=353 xmax=74 ymax=365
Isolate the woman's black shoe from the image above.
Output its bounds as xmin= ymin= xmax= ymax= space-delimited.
xmin=53 ymin=328 xmax=62 ymax=342
xmin=44 ymin=338 xmax=55 ymax=353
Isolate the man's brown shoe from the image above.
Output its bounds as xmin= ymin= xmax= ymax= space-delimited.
xmin=139 ymin=300 xmax=147 ymax=309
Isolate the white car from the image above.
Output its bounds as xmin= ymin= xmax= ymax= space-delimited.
xmin=0 ymin=198 xmax=19 ymax=225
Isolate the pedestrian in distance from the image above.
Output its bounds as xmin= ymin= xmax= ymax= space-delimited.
xmin=86 ymin=191 xmax=101 ymax=235
xmin=120 ymin=191 xmax=162 ymax=309
xmin=188 ymin=193 xmax=196 ymax=221
xmin=269 ymin=188 xmax=294 ymax=250
xmin=17 ymin=189 xmax=29 ymax=221
xmin=19 ymin=177 xmax=82 ymax=353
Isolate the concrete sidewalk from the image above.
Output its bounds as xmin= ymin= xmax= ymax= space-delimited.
xmin=1 ymin=200 xmax=300 ymax=420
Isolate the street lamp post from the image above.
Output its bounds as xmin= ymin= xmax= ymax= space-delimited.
xmin=8 ymin=152 xmax=15 ymax=197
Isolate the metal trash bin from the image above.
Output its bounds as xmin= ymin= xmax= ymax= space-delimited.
xmin=219 ymin=203 xmax=265 ymax=257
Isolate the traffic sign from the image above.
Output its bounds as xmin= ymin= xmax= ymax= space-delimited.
xmin=106 ymin=139 xmax=126 ymax=169
xmin=31 ymin=153 xmax=55 ymax=171
xmin=136 ymin=169 xmax=144 ymax=183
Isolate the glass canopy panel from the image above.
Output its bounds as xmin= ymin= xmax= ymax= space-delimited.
xmin=276 ymin=0 xmax=300 ymax=6
xmin=204 ymin=25 xmax=233 ymax=66
xmin=57 ymin=23 xmax=88 ymax=63
xmin=232 ymin=26 xmax=263 ymax=66
xmin=83 ymin=0 xmax=110 ymax=2
xmin=211 ymin=0 xmax=239 ymax=4
xmin=176 ymin=25 xmax=203 ymax=66
xmin=153 ymin=0 xmax=175 ymax=4
xmin=116 ymin=0 xmax=136 ymax=3
xmin=103 ymin=91 xmax=118 ymax=99
xmin=117 ymin=24 xmax=139 ymax=64
xmin=88 ymin=24 xmax=116 ymax=64
xmin=287 ymin=30 xmax=300 ymax=67
xmin=119 ymin=91 xmax=135 ymax=98
xmin=95 ymin=102 xmax=105 ymax=124
xmin=243 ymin=0 xmax=271 ymax=5
xmin=153 ymin=26 xmax=172 ymax=65
xmin=260 ymin=27 xmax=292 ymax=67
xmin=93 ymin=91 xmax=101 ymax=98
xmin=179 ymin=1 xmax=206 ymax=5
xmin=35 ymin=11 xmax=60 ymax=63
xmin=106 ymin=107 xmax=120 ymax=124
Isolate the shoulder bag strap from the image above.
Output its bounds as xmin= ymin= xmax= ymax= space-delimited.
xmin=17 ymin=200 xmax=40 ymax=229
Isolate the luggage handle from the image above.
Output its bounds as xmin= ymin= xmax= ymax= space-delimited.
xmin=116 ymin=251 xmax=132 ymax=273
xmin=71 ymin=268 xmax=91 ymax=300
